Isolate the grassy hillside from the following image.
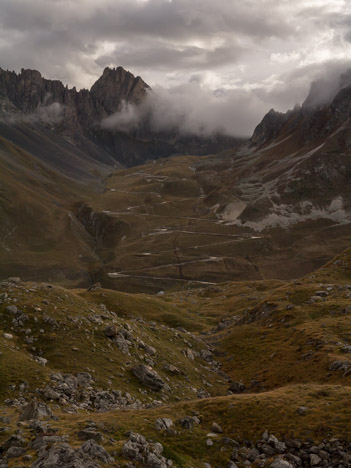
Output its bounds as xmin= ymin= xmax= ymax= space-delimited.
xmin=0 ymin=135 xmax=103 ymax=284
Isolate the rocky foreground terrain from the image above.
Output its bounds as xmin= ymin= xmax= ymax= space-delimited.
xmin=2 ymin=246 xmax=351 ymax=466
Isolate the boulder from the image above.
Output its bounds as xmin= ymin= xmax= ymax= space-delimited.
xmin=155 ymin=418 xmax=173 ymax=431
xmin=211 ymin=422 xmax=223 ymax=434
xmin=80 ymin=439 xmax=114 ymax=464
xmin=18 ymin=399 xmax=53 ymax=421
xmin=132 ymin=364 xmax=164 ymax=391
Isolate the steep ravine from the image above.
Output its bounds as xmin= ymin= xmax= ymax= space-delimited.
xmin=73 ymin=202 xmax=131 ymax=283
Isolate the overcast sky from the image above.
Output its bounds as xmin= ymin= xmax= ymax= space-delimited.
xmin=1 ymin=0 xmax=351 ymax=136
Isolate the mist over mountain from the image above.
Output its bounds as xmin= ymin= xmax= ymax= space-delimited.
xmin=102 ymin=81 xmax=267 ymax=138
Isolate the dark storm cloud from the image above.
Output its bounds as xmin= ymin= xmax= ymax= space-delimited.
xmin=0 ymin=0 xmax=298 ymax=84
xmin=0 ymin=0 xmax=350 ymax=136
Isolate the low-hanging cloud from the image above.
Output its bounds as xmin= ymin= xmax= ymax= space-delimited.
xmin=1 ymin=99 xmax=65 ymax=125
xmin=102 ymin=82 xmax=269 ymax=138
xmin=101 ymin=60 xmax=351 ymax=138
xmin=36 ymin=101 xmax=65 ymax=124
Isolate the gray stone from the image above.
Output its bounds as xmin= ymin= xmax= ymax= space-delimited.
xmin=80 ymin=439 xmax=114 ymax=464
xmin=155 ymin=418 xmax=173 ymax=431
xmin=183 ymin=348 xmax=194 ymax=360
xmin=163 ymin=364 xmax=181 ymax=375
xmin=31 ymin=435 xmax=65 ymax=451
xmin=270 ymin=459 xmax=293 ymax=468
xmin=310 ymin=453 xmax=322 ymax=466
xmin=2 ymin=435 xmax=26 ymax=452
xmin=178 ymin=416 xmax=200 ymax=429
xmin=6 ymin=446 xmax=26 ymax=458
xmin=18 ymin=400 xmax=53 ymax=421
xmin=30 ymin=442 xmax=99 ymax=468
xmin=146 ymin=452 xmax=167 ymax=468
xmin=77 ymin=429 xmax=103 ymax=443
xmin=132 ymin=364 xmax=164 ymax=391
xmin=211 ymin=422 xmax=223 ymax=434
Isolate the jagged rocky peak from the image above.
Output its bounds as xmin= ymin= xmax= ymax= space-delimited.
xmin=250 ymin=108 xmax=286 ymax=147
xmin=90 ymin=66 xmax=150 ymax=116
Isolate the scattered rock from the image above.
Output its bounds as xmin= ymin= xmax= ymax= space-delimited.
xmin=122 ymin=432 xmax=169 ymax=468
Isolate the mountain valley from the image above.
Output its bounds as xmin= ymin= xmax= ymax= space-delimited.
xmin=1 ymin=66 xmax=351 ymax=467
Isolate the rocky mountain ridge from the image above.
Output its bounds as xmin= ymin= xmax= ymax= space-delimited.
xmin=0 ymin=66 xmax=148 ymax=128
xmin=0 ymin=66 xmax=243 ymax=167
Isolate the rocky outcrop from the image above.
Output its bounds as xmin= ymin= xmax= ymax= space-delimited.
xmin=122 ymin=432 xmax=171 ymax=468
xmin=30 ymin=442 xmax=101 ymax=468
